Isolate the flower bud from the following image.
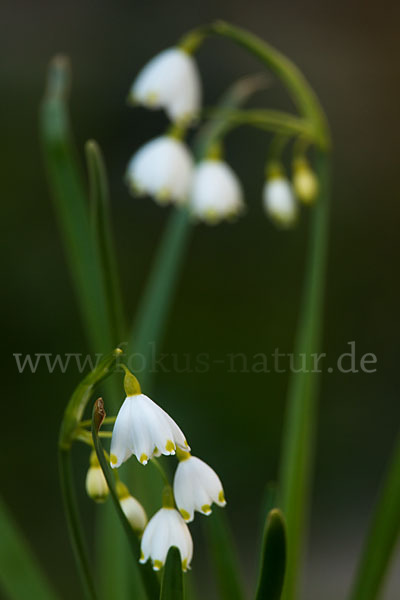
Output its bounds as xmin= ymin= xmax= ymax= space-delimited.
xmin=85 ymin=451 xmax=109 ymax=503
xmin=293 ymin=158 xmax=319 ymax=204
xmin=116 ymin=481 xmax=148 ymax=534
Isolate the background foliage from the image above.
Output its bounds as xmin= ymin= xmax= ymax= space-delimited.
xmin=1 ymin=0 xmax=400 ymax=598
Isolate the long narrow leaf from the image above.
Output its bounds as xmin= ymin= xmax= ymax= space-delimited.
xmin=255 ymin=509 xmax=286 ymax=600
xmin=349 ymin=433 xmax=400 ymax=600
xmin=0 ymin=496 xmax=60 ymax=600
xmin=203 ymin=511 xmax=244 ymax=600
xmin=40 ymin=56 xmax=113 ymax=354
xmin=91 ymin=398 xmax=160 ymax=600
xmin=86 ymin=140 xmax=125 ymax=342
xmin=160 ymin=547 xmax=183 ymax=600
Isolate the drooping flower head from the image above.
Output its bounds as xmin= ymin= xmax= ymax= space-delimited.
xmin=116 ymin=481 xmax=147 ymax=534
xmin=126 ymin=135 xmax=194 ymax=205
xmin=140 ymin=507 xmax=193 ymax=571
xmin=263 ymin=162 xmax=298 ymax=228
xmin=190 ymin=159 xmax=244 ymax=224
xmin=128 ymin=47 xmax=201 ymax=124
xmin=173 ymin=450 xmax=226 ymax=522
xmin=110 ymin=368 xmax=190 ymax=468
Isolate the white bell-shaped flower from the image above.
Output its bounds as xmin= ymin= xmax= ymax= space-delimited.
xmin=263 ymin=176 xmax=298 ymax=228
xmin=190 ymin=159 xmax=244 ymax=224
xmin=140 ymin=507 xmax=193 ymax=571
xmin=129 ymin=47 xmax=201 ymax=123
xmin=110 ymin=394 xmax=190 ymax=468
xmin=85 ymin=451 xmax=109 ymax=503
xmin=293 ymin=159 xmax=319 ymax=205
xmin=126 ymin=136 xmax=194 ymax=205
xmin=173 ymin=453 xmax=226 ymax=522
xmin=116 ymin=481 xmax=147 ymax=534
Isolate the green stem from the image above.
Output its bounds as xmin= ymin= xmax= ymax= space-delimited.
xmin=278 ymin=150 xmax=331 ymax=600
xmin=204 ymin=109 xmax=315 ymax=141
xmin=182 ymin=21 xmax=330 ymax=149
xmin=349 ymin=433 xmax=400 ymax=600
xmin=58 ymin=449 xmax=97 ymax=600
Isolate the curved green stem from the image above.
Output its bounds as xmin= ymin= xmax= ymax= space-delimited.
xmin=182 ymin=21 xmax=330 ymax=149
xmin=349 ymin=433 xmax=400 ymax=600
xmin=205 ymin=108 xmax=315 ymax=141
xmin=58 ymin=448 xmax=97 ymax=600
xmin=278 ymin=150 xmax=331 ymax=600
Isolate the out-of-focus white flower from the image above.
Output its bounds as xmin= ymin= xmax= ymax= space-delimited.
xmin=85 ymin=451 xmax=109 ymax=503
xmin=110 ymin=393 xmax=190 ymax=468
xmin=126 ymin=136 xmax=194 ymax=205
xmin=116 ymin=481 xmax=147 ymax=534
xmin=140 ymin=507 xmax=193 ymax=571
xmin=263 ymin=173 xmax=298 ymax=228
xmin=190 ymin=159 xmax=244 ymax=224
xmin=173 ymin=452 xmax=226 ymax=522
xmin=129 ymin=47 xmax=201 ymax=123
xmin=293 ymin=159 xmax=319 ymax=204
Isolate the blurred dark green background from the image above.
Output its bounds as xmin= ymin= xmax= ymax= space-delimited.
xmin=1 ymin=0 xmax=400 ymax=598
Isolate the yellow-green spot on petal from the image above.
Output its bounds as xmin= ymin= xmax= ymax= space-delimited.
xmin=140 ymin=453 xmax=148 ymax=465
xmin=140 ymin=552 xmax=145 ymax=561
xmin=218 ymin=490 xmax=226 ymax=504
xmin=201 ymin=504 xmax=212 ymax=514
xmin=146 ymin=91 xmax=159 ymax=106
xmin=165 ymin=440 xmax=175 ymax=453
xmin=182 ymin=558 xmax=188 ymax=572
xmin=110 ymin=454 xmax=118 ymax=466
xmin=180 ymin=509 xmax=191 ymax=521
xmin=153 ymin=559 xmax=163 ymax=571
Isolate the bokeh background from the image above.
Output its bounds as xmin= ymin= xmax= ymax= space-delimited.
xmin=2 ymin=0 xmax=400 ymax=598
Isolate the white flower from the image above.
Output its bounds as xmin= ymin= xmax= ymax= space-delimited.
xmin=129 ymin=47 xmax=201 ymax=123
xmin=126 ymin=136 xmax=194 ymax=205
xmin=190 ymin=159 xmax=244 ymax=224
xmin=116 ymin=482 xmax=147 ymax=533
xmin=110 ymin=393 xmax=190 ymax=468
xmin=85 ymin=451 xmax=108 ymax=503
xmin=173 ymin=455 xmax=226 ymax=522
xmin=263 ymin=177 xmax=298 ymax=228
xmin=140 ymin=508 xmax=193 ymax=571
xmin=293 ymin=160 xmax=319 ymax=204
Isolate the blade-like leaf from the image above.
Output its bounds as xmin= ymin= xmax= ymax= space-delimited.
xmin=160 ymin=547 xmax=183 ymax=600
xmin=349 ymin=433 xmax=400 ymax=600
xmin=0 ymin=496 xmax=60 ymax=600
xmin=40 ymin=56 xmax=114 ymax=355
xmin=85 ymin=140 xmax=125 ymax=343
xmin=255 ymin=509 xmax=286 ymax=600
xmin=203 ymin=511 xmax=244 ymax=600
xmin=91 ymin=398 xmax=160 ymax=600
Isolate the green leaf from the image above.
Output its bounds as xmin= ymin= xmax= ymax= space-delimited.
xmin=0 ymin=496 xmax=60 ymax=600
xmin=349 ymin=433 xmax=400 ymax=600
xmin=160 ymin=547 xmax=183 ymax=600
xmin=203 ymin=511 xmax=244 ymax=600
xmin=39 ymin=56 xmax=114 ymax=355
xmin=91 ymin=399 xmax=160 ymax=600
xmin=85 ymin=140 xmax=125 ymax=343
xmin=278 ymin=151 xmax=331 ymax=600
xmin=255 ymin=509 xmax=286 ymax=600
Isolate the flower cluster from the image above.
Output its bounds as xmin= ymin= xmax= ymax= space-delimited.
xmin=108 ymin=367 xmax=226 ymax=572
xmin=126 ymin=46 xmax=318 ymax=228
